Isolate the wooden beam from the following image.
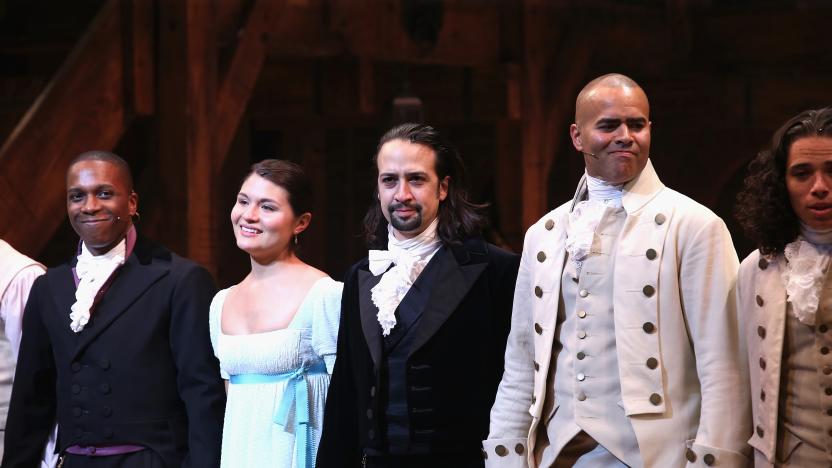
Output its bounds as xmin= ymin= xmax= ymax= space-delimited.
xmin=126 ymin=0 xmax=155 ymax=116
xmin=520 ymin=2 xmax=593 ymax=228
xmin=214 ymin=0 xmax=287 ymax=166
xmin=185 ymin=0 xmax=219 ymax=274
xmin=0 ymin=0 xmax=128 ymax=255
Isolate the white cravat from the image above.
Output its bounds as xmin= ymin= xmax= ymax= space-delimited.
xmin=781 ymin=223 xmax=832 ymax=326
xmin=782 ymin=224 xmax=832 ymax=326
xmin=70 ymin=239 xmax=126 ymax=332
xmin=566 ymin=173 xmax=623 ymax=275
xmin=368 ymin=218 xmax=441 ymax=336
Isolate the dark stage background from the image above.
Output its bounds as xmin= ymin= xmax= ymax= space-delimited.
xmin=0 ymin=0 xmax=830 ymax=286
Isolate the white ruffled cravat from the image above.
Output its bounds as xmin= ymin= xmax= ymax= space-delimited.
xmin=566 ymin=173 xmax=623 ymax=275
xmin=781 ymin=223 xmax=832 ymax=326
xmin=70 ymin=239 xmax=126 ymax=332
xmin=368 ymin=218 xmax=441 ymax=336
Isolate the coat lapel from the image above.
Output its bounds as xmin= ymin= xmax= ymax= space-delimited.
xmin=72 ymin=251 xmax=169 ymax=358
xmin=407 ymin=244 xmax=487 ymax=358
xmin=358 ymin=269 xmax=384 ymax=371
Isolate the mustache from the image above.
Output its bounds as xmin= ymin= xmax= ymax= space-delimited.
xmin=387 ymin=202 xmax=422 ymax=214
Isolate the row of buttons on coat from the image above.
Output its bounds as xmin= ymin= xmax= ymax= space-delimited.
xmin=755 ymin=256 xmax=832 ymax=444
xmin=482 ymin=443 xmax=524 ymax=459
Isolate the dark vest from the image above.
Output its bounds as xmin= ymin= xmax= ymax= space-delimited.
xmin=381 ymin=250 xmax=444 ymax=455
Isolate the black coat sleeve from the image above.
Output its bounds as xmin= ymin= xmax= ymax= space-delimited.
xmin=168 ymin=263 xmax=226 ymax=468
xmin=317 ymin=264 xmax=362 ymax=468
xmin=2 ymin=276 xmax=56 ymax=468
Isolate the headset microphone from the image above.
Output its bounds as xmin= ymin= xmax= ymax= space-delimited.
xmin=583 ymin=152 xmax=599 ymax=159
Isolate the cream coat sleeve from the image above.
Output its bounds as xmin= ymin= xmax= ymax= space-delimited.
xmin=483 ymin=225 xmax=538 ymax=468
xmin=677 ymin=216 xmax=750 ymax=466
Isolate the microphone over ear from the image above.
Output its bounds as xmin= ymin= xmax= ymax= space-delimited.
xmin=582 ymin=152 xmax=599 ymax=159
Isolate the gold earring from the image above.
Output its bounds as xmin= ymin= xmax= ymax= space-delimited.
xmin=293 ymin=234 xmax=298 ymax=245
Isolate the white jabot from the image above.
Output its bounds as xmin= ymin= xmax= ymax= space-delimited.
xmin=70 ymin=239 xmax=126 ymax=332
xmin=781 ymin=224 xmax=832 ymax=326
xmin=368 ymin=218 xmax=442 ymax=336
xmin=566 ymin=173 xmax=624 ymax=274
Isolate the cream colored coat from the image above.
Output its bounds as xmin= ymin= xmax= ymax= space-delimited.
xmin=737 ymin=250 xmax=809 ymax=467
xmin=484 ymin=161 xmax=751 ymax=467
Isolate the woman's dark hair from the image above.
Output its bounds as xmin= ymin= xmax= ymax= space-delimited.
xmin=364 ymin=123 xmax=488 ymax=248
xmin=245 ymin=159 xmax=313 ymax=216
xmin=736 ymin=107 xmax=832 ymax=255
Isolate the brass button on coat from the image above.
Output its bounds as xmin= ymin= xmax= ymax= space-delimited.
xmin=825 ymin=366 xmax=832 ymax=375
xmin=577 ymin=330 xmax=587 ymax=339
xmin=576 ymin=352 xmax=586 ymax=360
xmin=577 ymin=392 xmax=587 ymax=401
xmin=535 ymin=286 xmax=543 ymax=298
xmin=576 ymin=373 xmax=586 ymax=381
xmin=649 ymin=393 xmax=662 ymax=405
xmin=534 ymin=323 xmax=543 ymax=335
xmin=703 ymin=453 xmax=715 ymax=466
xmin=515 ymin=443 xmax=524 ymax=455
xmin=756 ymin=295 xmax=764 ymax=307
xmin=758 ymin=257 xmax=769 ymax=270
xmin=579 ymin=289 xmax=589 ymax=298
xmin=685 ymin=448 xmax=697 ymax=462
xmin=537 ymin=251 xmax=546 ymax=262
xmin=495 ymin=445 xmax=508 ymax=456
xmin=654 ymin=213 xmax=666 ymax=225
xmin=642 ymin=285 xmax=655 ymax=297
xmin=646 ymin=248 xmax=657 ymax=260
xmin=646 ymin=357 xmax=658 ymax=369
xmin=820 ymin=324 xmax=829 ymax=333
xmin=577 ymin=310 xmax=587 ymax=318
xmin=642 ymin=322 xmax=656 ymax=333
xmin=823 ymin=347 xmax=830 ymax=355
xmin=545 ymin=219 xmax=555 ymax=230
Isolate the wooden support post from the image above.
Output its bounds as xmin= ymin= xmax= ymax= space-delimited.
xmin=520 ymin=1 xmax=592 ymax=228
xmin=184 ymin=0 xmax=219 ymax=274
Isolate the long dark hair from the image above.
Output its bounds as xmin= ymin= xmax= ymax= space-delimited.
xmin=736 ymin=107 xmax=832 ymax=255
xmin=364 ymin=123 xmax=487 ymax=248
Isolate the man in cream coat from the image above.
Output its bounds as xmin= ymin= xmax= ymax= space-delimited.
xmin=484 ymin=74 xmax=751 ymax=467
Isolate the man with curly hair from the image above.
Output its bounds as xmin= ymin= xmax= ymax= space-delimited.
xmin=735 ymin=107 xmax=832 ymax=466
xmin=485 ymin=73 xmax=751 ymax=467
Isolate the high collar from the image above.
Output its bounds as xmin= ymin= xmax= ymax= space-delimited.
xmin=571 ymin=159 xmax=665 ymax=215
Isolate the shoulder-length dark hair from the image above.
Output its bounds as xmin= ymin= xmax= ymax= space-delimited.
xmin=364 ymin=123 xmax=488 ymax=248
xmin=736 ymin=107 xmax=832 ymax=255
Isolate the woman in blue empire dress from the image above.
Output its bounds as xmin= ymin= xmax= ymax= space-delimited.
xmin=209 ymin=159 xmax=342 ymax=468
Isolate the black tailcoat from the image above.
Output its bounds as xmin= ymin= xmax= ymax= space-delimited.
xmin=2 ymin=238 xmax=226 ymax=468
xmin=317 ymin=236 xmax=519 ymax=467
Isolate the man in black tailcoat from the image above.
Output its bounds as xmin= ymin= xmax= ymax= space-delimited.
xmin=318 ymin=124 xmax=519 ymax=468
xmin=3 ymin=151 xmax=225 ymax=468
